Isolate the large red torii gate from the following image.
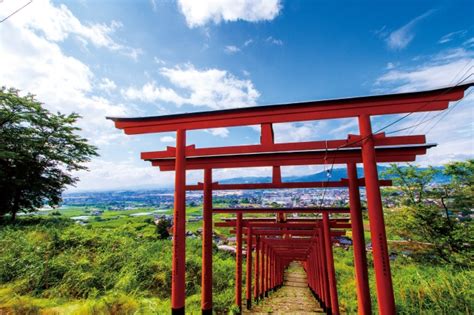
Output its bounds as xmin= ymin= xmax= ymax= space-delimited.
xmin=107 ymin=83 xmax=472 ymax=315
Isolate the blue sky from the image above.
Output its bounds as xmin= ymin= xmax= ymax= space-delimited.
xmin=1 ymin=0 xmax=473 ymax=191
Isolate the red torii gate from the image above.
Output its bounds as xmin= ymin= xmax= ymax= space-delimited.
xmin=144 ymin=143 xmax=428 ymax=314
xmin=107 ymin=83 xmax=472 ymax=315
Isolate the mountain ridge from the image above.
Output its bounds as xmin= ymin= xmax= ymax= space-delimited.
xmin=218 ymin=166 xmax=449 ymax=184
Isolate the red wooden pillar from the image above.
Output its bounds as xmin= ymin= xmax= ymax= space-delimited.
xmin=358 ymin=114 xmax=396 ymax=315
xmin=254 ymin=235 xmax=260 ymax=301
xmin=201 ymin=168 xmax=213 ymax=315
xmin=316 ymin=240 xmax=324 ymax=302
xmin=308 ymin=253 xmax=314 ymax=291
xmin=312 ymin=249 xmax=318 ymax=297
xmin=313 ymin=251 xmax=319 ymax=294
xmin=319 ymin=229 xmax=330 ymax=311
xmin=235 ymin=213 xmax=243 ymax=313
xmin=246 ymin=227 xmax=253 ymax=309
xmin=347 ymin=162 xmax=372 ymax=315
xmin=262 ymin=242 xmax=267 ymax=297
xmin=266 ymin=246 xmax=269 ymax=292
xmin=323 ymin=213 xmax=340 ymax=315
xmin=268 ymin=248 xmax=273 ymax=290
xmin=172 ymin=129 xmax=186 ymax=315
xmin=314 ymin=249 xmax=320 ymax=298
xmin=271 ymin=250 xmax=275 ymax=289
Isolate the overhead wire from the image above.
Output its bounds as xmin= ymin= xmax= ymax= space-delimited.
xmin=306 ymin=69 xmax=473 ymax=254
xmin=408 ymin=61 xmax=473 ymax=135
xmin=0 ymin=0 xmax=33 ymax=24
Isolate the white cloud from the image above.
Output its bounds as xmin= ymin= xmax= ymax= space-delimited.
xmin=464 ymin=37 xmax=474 ymax=48
xmin=224 ymin=45 xmax=241 ymax=54
xmin=1 ymin=0 xmax=141 ymax=60
xmin=161 ymin=64 xmax=260 ymax=109
xmin=122 ymin=81 xmax=186 ymax=105
xmin=385 ymin=9 xmax=434 ymax=50
xmin=272 ymin=122 xmax=331 ymax=143
xmin=386 ymin=62 xmax=396 ymax=70
xmin=266 ymin=36 xmax=283 ymax=46
xmin=438 ymin=30 xmax=467 ymax=44
xmin=153 ymin=57 xmax=166 ymax=65
xmin=0 ymin=0 xmax=144 ymax=185
xmin=72 ymin=159 xmax=175 ymax=191
xmin=123 ymin=64 xmax=260 ymax=110
xmin=150 ymin=0 xmax=158 ymax=12
xmin=374 ymin=47 xmax=474 ymax=165
xmin=97 ymin=78 xmax=117 ymax=93
xmin=160 ymin=136 xmax=176 ymax=143
xmin=205 ymin=128 xmax=229 ymax=138
xmin=177 ymin=0 xmax=282 ymax=28
xmin=433 ymin=48 xmax=474 ymax=61
xmin=244 ymin=39 xmax=254 ymax=46
xmin=375 ymin=57 xmax=473 ymax=92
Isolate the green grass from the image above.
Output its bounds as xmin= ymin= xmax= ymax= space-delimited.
xmin=333 ymin=246 xmax=474 ymax=314
xmin=0 ymin=214 xmax=236 ymax=314
xmin=1 ymin=209 xmax=472 ymax=314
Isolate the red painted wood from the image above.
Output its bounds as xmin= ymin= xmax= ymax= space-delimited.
xmin=254 ymin=236 xmax=260 ymax=300
xmin=347 ymin=162 xmax=372 ymax=315
xmin=151 ymin=145 xmax=428 ymax=171
xmin=201 ymin=168 xmax=213 ymax=312
xmin=235 ymin=213 xmax=243 ymax=312
xmin=323 ymin=213 xmax=340 ymax=314
xmin=171 ymin=129 xmax=186 ymax=312
xmin=186 ymin=178 xmax=392 ymax=190
xmin=141 ymin=134 xmax=426 ymax=159
xmin=359 ymin=115 xmax=396 ymax=315
xmin=213 ymin=207 xmax=350 ymax=214
xmin=108 ymin=85 xmax=468 ymax=134
xmin=245 ymin=227 xmax=253 ymax=309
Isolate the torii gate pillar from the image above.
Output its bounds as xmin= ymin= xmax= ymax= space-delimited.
xmin=201 ymin=168 xmax=213 ymax=314
xmin=235 ymin=212 xmax=243 ymax=313
xmin=347 ymin=162 xmax=371 ymax=314
xmin=172 ymin=129 xmax=186 ymax=315
xmin=358 ymin=114 xmax=396 ymax=315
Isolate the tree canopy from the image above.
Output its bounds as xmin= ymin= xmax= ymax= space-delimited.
xmin=383 ymin=161 xmax=473 ymax=266
xmin=0 ymin=87 xmax=98 ymax=220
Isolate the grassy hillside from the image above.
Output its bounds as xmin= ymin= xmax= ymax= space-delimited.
xmin=0 ymin=214 xmax=238 ymax=314
xmin=0 ymin=209 xmax=472 ymax=314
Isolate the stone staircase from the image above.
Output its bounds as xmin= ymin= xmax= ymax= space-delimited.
xmin=244 ymin=262 xmax=325 ymax=314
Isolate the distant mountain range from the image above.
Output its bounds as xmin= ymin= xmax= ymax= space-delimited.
xmin=66 ymin=166 xmax=451 ymax=194
xmin=219 ymin=166 xmax=450 ymax=184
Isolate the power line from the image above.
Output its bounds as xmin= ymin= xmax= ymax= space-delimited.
xmin=385 ymin=88 xmax=473 ymax=135
xmin=425 ymin=88 xmax=473 ymax=135
xmin=408 ymin=61 xmax=473 ymax=135
xmin=0 ymin=0 xmax=32 ymax=24
xmin=312 ymin=70 xmax=473 ymax=229
xmin=303 ymin=71 xmax=473 ymax=253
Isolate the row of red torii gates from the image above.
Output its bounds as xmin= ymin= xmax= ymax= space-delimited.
xmin=108 ymin=83 xmax=472 ymax=314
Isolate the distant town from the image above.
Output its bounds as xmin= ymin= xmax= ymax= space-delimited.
xmin=62 ymin=187 xmax=361 ymax=210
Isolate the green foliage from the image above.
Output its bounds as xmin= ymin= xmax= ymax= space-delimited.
xmin=333 ymin=247 xmax=474 ymax=314
xmin=383 ymin=164 xmax=438 ymax=206
xmin=383 ymin=161 xmax=473 ymax=266
xmin=0 ymin=87 xmax=98 ymax=220
xmin=0 ymin=217 xmax=235 ymax=313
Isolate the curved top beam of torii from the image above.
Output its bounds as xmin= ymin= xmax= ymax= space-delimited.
xmin=107 ymin=83 xmax=472 ymax=134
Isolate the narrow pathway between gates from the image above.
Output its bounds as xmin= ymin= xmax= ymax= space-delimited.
xmin=244 ymin=262 xmax=325 ymax=314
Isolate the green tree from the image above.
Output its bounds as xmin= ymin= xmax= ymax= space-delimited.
xmin=383 ymin=162 xmax=473 ymax=265
xmin=383 ymin=164 xmax=438 ymax=206
xmin=0 ymin=87 xmax=97 ymax=220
